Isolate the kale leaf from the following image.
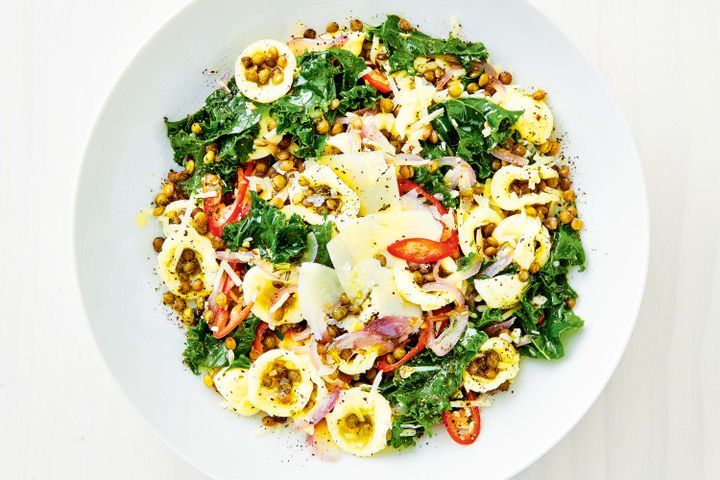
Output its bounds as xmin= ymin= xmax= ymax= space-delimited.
xmin=222 ymin=192 xmax=333 ymax=266
xmin=164 ymin=79 xmax=262 ymax=193
xmin=381 ymin=326 xmax=488 ymax=448
xmin=474 ymin=308 xmax=504 ymax=329
xmin=430 ymin=98 xmax=522 ymax=180
xmin=338 ymin=85 xmax=380 ymax=114
xmin=369 ymin=15 xmax=489 ymax=73
xmin=516 ymin=225 xmax=586 ymax=359
xmin=182 ymin=313 xmax=261 ymax=374
xmin=272 ymin=48 xmax=367 ymax=158
xmin=410 ymin=166 xmax=458 ymax=208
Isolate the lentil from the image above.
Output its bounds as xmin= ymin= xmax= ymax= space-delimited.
xmin=191 ymin=278 xmax=204 ymax=292
xmin=173 ymin=298 xmax=186 ymax=313
xmin=398 ymin=17 xmax=413 ymax=31
xmin=532 ymin=89 xmax=546 ymax=101
xmin=558 ymin=210 xmax=573 ymax=224
xmin=152 ymin=237 xmax=165 ymax=252
xmin=315 ymin=118 xmax=330 ymax=134
xmin=331 ymin=305 xmax=348 ymax=320
xmin=448 ymin=83 xmax=463 ymax=98
xmin=379 ymin=98 xmax=394 ymax=113
xmin=162 ymin=291 xmax=176 ymax=305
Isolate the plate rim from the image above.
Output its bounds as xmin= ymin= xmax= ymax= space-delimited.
xmin=72 ymin=0 xmax=650 ymax=478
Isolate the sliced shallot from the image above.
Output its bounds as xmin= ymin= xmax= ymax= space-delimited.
xmin=364 ymin=316 xmax=416 ymax=337
xmin=308 ymin=339 xmax=337 ymax=376
xmin=268 ymin=285 xmax=297 ymax=314
xmin=490 ymin=147 xmax=528 ymax=166
xmin=422 ymin=282 xmax=466 ymax=308
xmin=427 ymin=309 xmax=470 ymax=356
xmin=307 ymin=389 xmax=341 ymax=425
xmin=434 ymin=254 xmax=484 ymax=284
xmin=483 ymin=317 xmax=516 ymax=337
xmin=391 ymin=153 xmax=431 ymax=166
xmin=479 ymin=247 xmax=514 ymax=278
xmin=216 ymin=250 xmax=255 ymax=264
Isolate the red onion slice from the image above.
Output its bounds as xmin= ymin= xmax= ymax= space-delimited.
xmin=308 ymin=339 xmax=337 ymax=376
xmin=364 ymin=316 xmax=416 ymax=337
xmin=484 ymin=63 xmax=506 ymax=93
xmin=268 ymin=285 xmax=297 ymax=314
xmin=391 ymin=153 xmax=431 ymax=166
xmin=427 ymin=309 xmax=469 ymax=356
xmin=307 ymin=389 xmax=341 ymax=425
xmin=216 ymin=72 xmax=231 ymax=93
xmin=216 ymin=250 xmax=255 ymax=264
xmin=330 ymin=330 xmax=395 ymax=355
xmin=422 ymin=282 xmax=466 ymax=308
xmin=436 ymin=70 xmax=454 ymax=90
xmin=490 ymin=147 xmax=528 ymax=166
xmin=483 ymin=317 xmax=516 ymax=337
xmin=439 ymin=156 xmax=476 ymax=190
xmin=479 ymin=247 xmax=514 ymax=278
xmin=207 ymin=268 xmax=226 ymax=310
xmin=435 ymin=255 xmax=484 ymax=284
xmin=287 ymin=327 xmax=312 ymax=342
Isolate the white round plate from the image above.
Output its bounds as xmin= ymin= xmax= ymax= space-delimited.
xmin=74 ymin=0 xmax=648 ymax=478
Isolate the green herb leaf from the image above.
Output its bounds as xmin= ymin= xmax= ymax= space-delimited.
xmin=430 ymin=98 xmax=522 ymax=180
xmin=182 ymin=321 xmax=229 ymax=375
xmin=272 ymin=48 xmax=366 ymax=158
xmin=382 ymin=326 xmax=488 ymax=448
xmin=410 ymin=166 xmax=458 ymax=208
xmin=338 ymin=85 xmax=380 ymax=114
xmin=223 ymin=192 xmax=333 ymax=266
xmin=182 ymin=313 xmax=262 ymax=374
xmin=164 ymin=79 xmax=263 ymax=193
xmin=369 ymin=15 xmax=488 ymax=73
xmin=516 ymin=226 xmax=586 ymax=359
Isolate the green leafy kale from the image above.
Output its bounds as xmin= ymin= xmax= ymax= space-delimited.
xmin=410 ymin=166 xmax=458 ymax=208
xmin=381 ymin=326 xmax=488 ymax=448
xmin=338 ymin=85 xmax=380 ymax=114
xmin=164 ymin=79 xmax=263 ymax=192
xmin=516 ymin=225 xmax=586 ymax=359
xmin=419 ymin=140 xmax=451 ymax=160
xmin=182 ymin=314 xmax=261 ymax=374
xmin=429 ymin=98 xmax=522 ymax=180
xmin=222 ymin=192 xmax=333 ymax=266
xmin=369 ymin=15 xmax=489 ymax=73
xmin=272 ymin=48 xmax=367 ymax=158
xmin=474 ymin=308 xmax=504 ymax=329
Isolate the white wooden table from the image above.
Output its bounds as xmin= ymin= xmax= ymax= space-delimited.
xmin=2 ymin=0 xmax=719 ymax=478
